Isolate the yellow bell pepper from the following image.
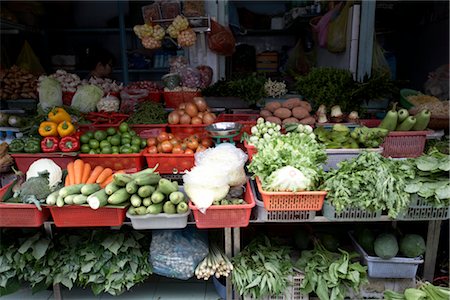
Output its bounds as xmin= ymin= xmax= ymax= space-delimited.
xmin=38 ymin=121 xmax=58 ymax=137
xmin=48 ymin=107 xmax=71 ymax=124
xmin=57 ymin=121 xmax=76 ymax=137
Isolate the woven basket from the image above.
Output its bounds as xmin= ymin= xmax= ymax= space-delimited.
xmin=427 ymin=117 xmax=449 ymax=131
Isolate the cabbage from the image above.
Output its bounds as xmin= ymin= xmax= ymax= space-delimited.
xmin=71 ymin=84 xmax=103 ymax=113
xmin=26 ymin=158 xmax=62 ymax=189
xmin=265 ymin=166 xmax=313 ymax=192
xmin=38 ymin=77 xmax=62 ymax=110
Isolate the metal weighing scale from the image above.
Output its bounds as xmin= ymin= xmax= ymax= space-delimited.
xmin=205 ymin=122 xmax=243 ymax=145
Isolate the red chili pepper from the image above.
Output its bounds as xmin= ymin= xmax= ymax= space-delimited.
xmin=59 ymin=136 xmax=80 ymax=152
xmin=41 ymin=137 xmax=60 ymax=153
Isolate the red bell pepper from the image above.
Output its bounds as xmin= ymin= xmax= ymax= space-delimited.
xmin=59 ymin=136 xmax=80 ymax=152
xmin=40 ymin=137 xmax=59 ymax=153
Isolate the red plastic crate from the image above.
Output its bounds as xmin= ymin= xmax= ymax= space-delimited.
xmin=359 ymin=119 xmax=381 ymax=128
xmin=62 ymin=91 xmax=75 ymax=106
xmin=78 ymin=123 xmax=121 ymax=133
xmin=216 ymin=114 xmax=258 ymax=141
xmin=0 ymin=182 xmax=50 ymax=227
xmin=49 ymin=206 xmax=127 ymax=227
xmin=131 ymin=124 xmax=168 ymax=138
xmin=382 ymin=131 xmax=428 ymax=158
xmin=244 ymin=140 xmax=257 ymax=162
xmin=255 ymin=177 xmax=326 ymax=211
xmin=164 ymin=91 xmax=185 ymax=108
xmin=11 ymin=153 xmax=78 ymax=174
xmin=168 ymin=124 xmax=207 ymax=139
xmin=79 ymin=151 xmax=145 ymax=172
xmin=183 ymin=91 xmax=202 ymax=103
xmin=143 ymin=151 xmax=195 ymax=174
xmin=189 ymin=180 xmax=255 ymax=229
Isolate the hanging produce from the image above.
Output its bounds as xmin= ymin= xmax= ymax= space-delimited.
xmin=133 ymin=23 xmax=165 ymax=49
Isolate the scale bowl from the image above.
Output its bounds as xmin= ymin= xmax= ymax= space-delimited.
xmin=206 ymin=122 xmax=243 ymax=137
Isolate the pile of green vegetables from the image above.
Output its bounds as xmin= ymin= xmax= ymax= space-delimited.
xmin=379 ymin=103 xmax=431 ymax=131
xmin=322 ymin=151 xmax=414 ymax=218
xmin=0 ymin=230 xmax=151 ymax=297
xmin=295 ymin=240 xmax=368 ymax=300
xmin=127 ymin=101 xmax=167 ymax=124
xmin=384 ymin=282 xmax=450 ymax=300
xmin=404 ymin=149 xmax=450 ymax=207
xmin=314 ymin=125 xmax=389 ymax=149
xmin=231 ymin=237 xmax=293 ymax=299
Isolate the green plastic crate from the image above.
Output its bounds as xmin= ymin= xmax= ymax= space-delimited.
xmin=396 ymin=195 xmax=449 ymax=220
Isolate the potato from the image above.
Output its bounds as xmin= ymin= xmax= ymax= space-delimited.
xmin=282 ymin=98 xmax=303 ymax=109
xmin=298 ymin=100 xmax=312 ymax=112
xmin=299 ymin=116 xmax=316 ymax=125
xmin=265 ymin=116 xmax=282 ymax=125
xmin=273 ymin=107 xmax=292 ymax=119
xmin=260 ymin=109 xmax=272 ymax=118
xmin=292 ymin=107 xmax=310 ymax=120
xmin=264 ymin=101 xmax=282 ymax=113
xmin=282 ymin=117 xmax=300 ymax=124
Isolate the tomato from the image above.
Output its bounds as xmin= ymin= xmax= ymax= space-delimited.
xmin=186 ymin=138 xmax=199 ymax=150
xmin=172 ymin=145 xmax=184 ymax=154
xmin=157 ymin=132 xmax=169 ymax=143
xmin=160 ymin=140 xmax=173 ymax=153
xmin=184 ymin=148 xmax=194 ymax=154
xmin=200 ymin=138 xmax=213 ymax=148
xmin=146 ymin=137 xmax=157 ymax=147
xmin=168 ymin=133 xmax=175 ymax=140
xmin=147 ymin=145 xmax=158 ymax=154
xmin=196 ymin=145 xmax=207 ymax=153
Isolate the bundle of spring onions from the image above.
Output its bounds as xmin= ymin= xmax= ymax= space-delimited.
xmin=195 ymin=243 xmax=233 ymax=280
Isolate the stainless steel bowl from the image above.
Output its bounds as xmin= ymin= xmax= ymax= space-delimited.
xmin=206 ymin=122 xmax=243 ymax=137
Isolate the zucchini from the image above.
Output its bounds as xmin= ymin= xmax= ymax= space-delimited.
xmin=137 ymin=185 xmax=155 ymax=198
xmin=126 ymin=180 xmax=139 ymax=194
xmin=142 ymin=197 xmax=152 ymax=207
xmin=130 ymin=194 xmax=142 ymax=207
xmin=163 ymin=201 xmax=176 ymax=214
xmin=105 ymin=182 xmax=120 ymax=195
xmin=158 ymin=178 xmax=178 ymax=195
xmin=135 ymin=206 xmax=147 ymax=215
xmin=128 ymin=207 xmax=136 ymax=215
xmin=87 ymin=189 xmax=108 ymax=210
xmin=64 ymin=194 xmax=77 ymax=205
xmin=131 ymin=165 xmax=159 ymax=179
xmin=73 ymin=194 xmax=88 ymax=205
xmin=134 ymin=173 xmax=161 ymax=186
xmin=107 ymin=188 xmax=131 ymax=205
xmin=113 ymin=174 xmax=134 ymax=186
xmin=56 ymin=195 xmax=65 ymax=207
xmin=146 ymin=203 xmax=163 ymax=214
xmin=81 ymin=184 xmax=101 ymax=196
xmin=151 ymin=191 xmax=165 ymax=204
xmin=46 ymin=191 xmax=60 ymax=206
xmin=59 ymin=184 xmax=84 ymax=198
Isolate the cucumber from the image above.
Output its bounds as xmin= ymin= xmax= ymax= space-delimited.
xmin=87 ymin=189 xmax=108 ymax=210
xmin=142 ymin=197 xmax=152 ymax=207
xmin=56 ymin=195 xmax=65 ymax=207
xmin=158 ymin=178 xmax=178 ymax=195
xmin=135 ymin=206 xmax=147 ymax=215
xmin=126 ymin=180 xmax=139 ymax=194
xmin=46 ymin=190 xmax=60 ymax=206
xmin=73 ymin=194 xmax=88 ymax=205
xmin=151 ymin=191 xmax=165 ymax=204
xmin=107 ymin=188 xmax=131 ymax=205
xmin=113 ymin=174 xmax=134 ymax=186
xmin=130 ymin=194 xmax=142 ymax=207
xmin=134 ymin=173 xmax=161 ymax=186
xmin=64 ymin=194 xmax=77 ymax=205
xmin=105 ymin=182 xmax=120 ymax=195
xmin=137 ymin=185 xmax=155 ymax=198
xmin=146 ymin=203 xmax=163 ymax=214
xmin=131 ymin=165 xmax=159 ymax=179
xmin=81 ymin=184 xmax=101 ymax=196
xmin=59 ymin=184 xmax=84 ymax=198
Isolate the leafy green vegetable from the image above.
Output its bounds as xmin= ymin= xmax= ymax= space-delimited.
xmin=38 ymin=77 xmax=62 ymax=110
xmin=127 ymin=101 xmax=167 ymax=124
xmin=295 ymin=240 xmax=367 ymax=300
xmin=322 ymin=151 xmax=414 ymax=218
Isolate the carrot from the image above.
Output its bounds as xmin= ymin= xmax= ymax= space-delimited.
xmin=100 ymin=174 xmax=114 ymax=189
xmin=96 ymin=168 xmax=113 ymax=184
xmin=81 ymin=163 xmax=91 ymax=184
xmin=65 ymin=174 xmax=71 ymax=186
xmin=86 ymin=166 xmax=104 ymax=184
xmin=67 ymin=162 xmax=75 ymax=186
xmin=73 ymin=159 xmax=84 ymax=184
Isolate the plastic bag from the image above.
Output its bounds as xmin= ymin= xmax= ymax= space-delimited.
xmin=180 ymin=67 xmax=202 ymax=89
xmin=16 ymin=41 xmax=44 ymax=75
xmin=207 ymin=20 xmax=236 ymax=56
xmin=196 ymin=65 xmax=213 ymax=88
xmin=120 ymin=88 xmax=149 ymax=114
xmin=310 ymin=3 xmax=342 ymax=48
xmin=183 ymin=0 xmax=205 ymax=17
xmin=327 ymin=1 xmax=351 ymax=53
xmin=149 ymin=228 xmax=208 ymax=280
xmin=142 ymin=3 xmax=161 ymax=23
xmin=169 ymin=56 xmax=188 ymax=74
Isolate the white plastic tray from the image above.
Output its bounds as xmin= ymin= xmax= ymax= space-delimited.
xmin=126 ymin=210 xmax=190 ymax=230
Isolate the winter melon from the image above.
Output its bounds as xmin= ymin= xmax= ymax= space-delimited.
xmin=357 ymin=228 xmax=375 ymax=254
xmin=294 ymin=228 xmax=310 ymax=250
xmin=400 ymin=234 xmax=426 ymax=258
xmin=321 ymin=233 xmax=339 ymax=252
xmin=374 ymin=233 xmax=398 ymax=259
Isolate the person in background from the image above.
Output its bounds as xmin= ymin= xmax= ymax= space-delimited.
xmin=85 ymin=47 xmax=115 ymax=79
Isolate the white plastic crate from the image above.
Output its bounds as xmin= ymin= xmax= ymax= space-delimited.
xmin=322 ymin=202 xmax=382 ymax=221
xmin=396 ymin=195 xmax=449 ymax=220
xmin=349 ymin=232 xmax=423 ymax=279
xmin=324 ymin=148 xmax=383 ymax=171
xmin=126 ymin=210 xmax=190 ymax=230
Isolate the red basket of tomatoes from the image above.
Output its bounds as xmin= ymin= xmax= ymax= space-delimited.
xmin=143 ymin=132 xmax=213 ymax=173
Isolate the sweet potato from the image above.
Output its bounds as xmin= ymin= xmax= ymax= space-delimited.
xmin=265 ymin=116 xmax=282 ymax=125
xmin=260 ymin=109 xmax=272 ymax=118
xmin=282 ymin=98 xmax=303 ymax=110
xmin=282 ymin=117 xmax=300 ymax=124
xmin=299 ymin=116 xmax=316 ymax=125
xmin=298 ymin=100 xmax=312 ymax=112
xmin=273 ymin=107 xmax=292 ymax=119
xmin=292 ymin=106 xmax=310 ymax=120
xmin=264 ymin=101 xmax=282 ymax=113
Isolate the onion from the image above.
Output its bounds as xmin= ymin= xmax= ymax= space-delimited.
xmin=180 ymin=114 xmax=191 ymax=124
xmin=202 ymin=113 xmax=215 ymax=125
xmin=193 ymin=97 xmax=208 ymax=112
xmin=177 ymin=109 xmax=186 ymax=116
xmin=179 ymin=103 xmax=186 ymax=110
xmin=197 ymin=112 xmax=204 ymax=119
xmin=185 ymin=102 xmax=198 ymax=118
xmin=168 ymin=111 xmax=180 ymax=124
xmin=191 ymin=116 xmax=202 ymax=124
